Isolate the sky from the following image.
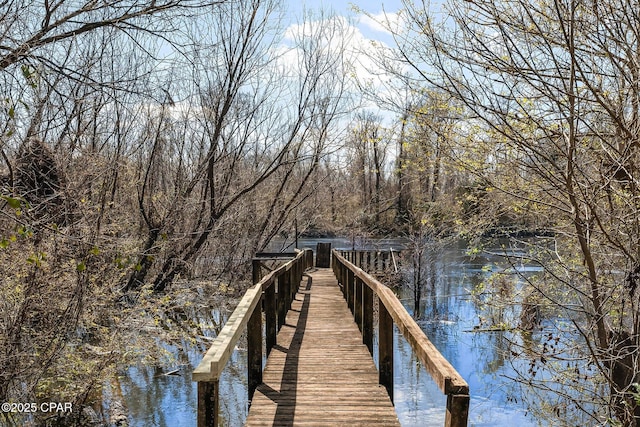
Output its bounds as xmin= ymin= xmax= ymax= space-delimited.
xmin=283 ymin=0 xmax=404 ymax=44
xmin=276 ymin=0 xmax=410 ymax=121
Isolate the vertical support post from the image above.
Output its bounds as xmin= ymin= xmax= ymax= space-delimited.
xmin=340 ymin=261 xmax=344 ymax=291
xmin=292 ymin=262 xmax=298 ymax=296
xmin=265 ymin=282 xmax=276 ymax=356
xmin=342 ymin=264 xmax=349 ymax=301
xmin=347 ymin=269 xmax=354 ymax=313
xmin=363 ymin=283 xmax=373 ymax=355
xmin=247 ymin=299 xmax=263 ymax=404
xmin=307 ymin=249 xmax=313 ymax=270
xmin=252 ymin=259 xmax=261 ymax=285
xmin=379 ymin=301 xmax=394 ymax=402
xmin=344 ymin=266 xmax=350 ymax=304
xmin=445 ymin=394 xmax=470 ymax=427
xmin=332 ymin=252 xmax=336 ymax=276
xmin=291 ymin=263 xmax=298 ymax=301
xmin=358 ymin=251 xmax=364 ymax=269
xmin=197 ymin=380 xmax=219 ymax=427
xmin=277 ymin=274 xmax=286 ymax=331
xmin=355 ymin=276 xmax=363 ymax=332
xmin=284 ymin=268 xmax=292 ymax=312
xmin=316 ymin=242 xmax=331 ymax=267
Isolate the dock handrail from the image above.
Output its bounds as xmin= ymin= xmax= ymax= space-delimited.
xmin=193 ymin=248 xmax=313 ymax=427
xmin=338 ymin=248 xmax=403 ymax=274
xmin=332 ymin=249 xmax=470 ymax=427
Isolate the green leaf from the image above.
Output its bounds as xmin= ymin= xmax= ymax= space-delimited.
xmin=27 ymin=254 xmax=41 ymax=267
xmin=21 ymin=65 xmax=31 ymax=80
xmin=76 ymin=261 xmax=86 ymax=272
xmin=1 ymin=195 xmax=22 ymax=209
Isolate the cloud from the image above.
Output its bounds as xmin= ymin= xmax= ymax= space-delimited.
xmin=278 ymin=14 xmax=395 ymax=86
xmin=273 ymin=12 xmax=414 ymax=123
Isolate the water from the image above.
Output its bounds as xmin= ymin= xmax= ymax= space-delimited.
xmin=390 ymin=239 xmax=542 ymax=426
xmin=116 ymin=307 xmax=249 ymax=427
xmin=119 ymin=238 xmax=548 ymax=426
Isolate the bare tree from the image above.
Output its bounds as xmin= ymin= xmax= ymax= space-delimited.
xmin=377 ymin=0 xmax=640 ymax=423
xmin=121 ymin=5 xmax=353 ymax=292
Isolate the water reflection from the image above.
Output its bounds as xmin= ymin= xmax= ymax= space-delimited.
xmin=118 ymin=305 xmax=248 ymax=427
xmin=393 ymin=239 xmax=541 ymax=426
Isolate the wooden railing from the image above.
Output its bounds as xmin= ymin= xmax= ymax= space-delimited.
xmin=192 ymin=248 xmax=313 ymax=427
xmin=332 ymin=249 xmax=470 ymax=427
xmin=339 ymin=248 xmax=403 ymax=274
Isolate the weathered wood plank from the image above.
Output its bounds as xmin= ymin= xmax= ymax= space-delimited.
xmin=193 ymin=283 xmax=262 ymax=381
xmin=245 ymin=269 xmax=400 ymax=426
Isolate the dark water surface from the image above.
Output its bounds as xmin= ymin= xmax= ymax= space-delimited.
xmin=119 ymin=238 xmax=545 ymax=426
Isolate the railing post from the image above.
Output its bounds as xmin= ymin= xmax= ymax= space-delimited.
xmin=265 ymin=282 xmax=276 ymax=356
xmin=306 ymin=248 xmax=313 ymax=269
xmin=291 ymin=264 xmax=298 ymax=302
xmin=332 ymin=251 xmax=336 ymax=276
xmin=445 ymin=394 xmax=470 ymax=427
xmin=363 ymin=283 xmax=373 ymax=355
xmin=343 ymin=263 xmax=347 ymax=294
xmin=197 ymin=380 xmax=219 ymax=427
xmin=252 ymin=259 xmax=261 ymax=285
xmin=277 ymin=274 xmax=286 ymax=331
xmin=316 ymin=242 xmax=331 ymax=267
xmin=344 ymin=265 xmax=349 ymax=302
xmin=379 ymin=300 xmax=394 ymax=402
xmin=339 ymin=260 xmax=344 ymax=292
xmin=347 ymin=269 xmax=354 ymax=313
xmin=355 ymin=276 xmax=363 ymax=332
xmin=292 ymin=261 xmax=298 ymax=296
xmin=198 ymin=380 xmax=220 ymax=427
xmin=247 ymin=298 xmax=263 ymax=405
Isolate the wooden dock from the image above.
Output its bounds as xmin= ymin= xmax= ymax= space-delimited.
xmin=193 ymin=248 xmax=468 ymax=427
xmin=245 ymin=269 xmax=400 ymax=426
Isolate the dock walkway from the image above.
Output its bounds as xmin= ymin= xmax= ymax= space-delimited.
xmin=245 ymin=268 xmax=400 ymax=426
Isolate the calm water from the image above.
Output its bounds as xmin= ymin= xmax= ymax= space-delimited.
xmin=118 ymin=238 xmax=546 ymax=426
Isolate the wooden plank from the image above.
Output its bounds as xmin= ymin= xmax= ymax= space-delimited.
xmin=245 ymin=269 xmax=400 ymax=426
xmin=194 ymin=249 xmax=312 ymax=427
xmin=255 ymin=252 xmax=298 ymax=259
xmin=193 ymin=283 xmax=262 ymax=381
